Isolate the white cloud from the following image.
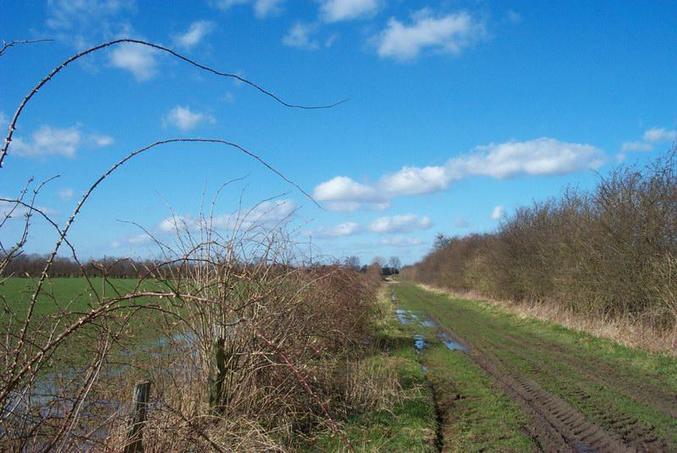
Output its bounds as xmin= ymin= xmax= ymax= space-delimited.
xmin=110 ymin=43 xmax=158 ymax=81
xmin=163 ymin=106 xmax=215 ymax=131
xmin=643 ymin=127 xmax=677 ymax=143
xmin=491 ymin=205 xmax=505 ymax=220
xmin=58 ymin=188 xmax=75 ymax=200
xmin=376 ymin=9 xmax=485 ymax=61
xmin=211 ymin=0 xmax=284 ymax=18
xmin=160 ymin=199 xmax=296 ymax=233
xmin=321 ymin=0 xmax=381 ymax=22
xmin=13 ymin=126 xmax=81 ymax=158
xmin=381 ymin=236 xmax=423 ymax=247
xmin=452 ymin=138 xmax=604 ymax=179
xmin=90 ymin=134 xmax=114 ymax=147
xmin=313 ymin=138 xmax=604 ymax=211
xmin=174 ymin=20 xmax=215 ymax=49
xmin=315 ymin=222 xmax=362 ymax=238
xmin=253 ymin=0 xmax=284 ymax=17
xmin=369 ymin=214 xmax=431 ymax=234
xmin=621 ymin=126 xmax=676 ymax=154
xmin=11 ymin=125 xmax=112 ymax=159
xmin=283 ymin=23 xmax=319 ymax=49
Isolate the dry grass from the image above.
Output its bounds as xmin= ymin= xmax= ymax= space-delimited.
xmin=417 ymin=283 xmax=676 ymax=354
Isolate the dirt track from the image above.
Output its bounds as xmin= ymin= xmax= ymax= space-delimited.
xmin=396 ymin=284 xmax=675 ymax=453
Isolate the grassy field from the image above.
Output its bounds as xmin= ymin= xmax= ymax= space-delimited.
xmin=394 ymin=281 xmax=677 ymax=451
xmin=0 ymin=277 xmax=169 ymax=371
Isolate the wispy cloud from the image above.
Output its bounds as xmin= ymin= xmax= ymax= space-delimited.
xmin=163 ymin=106 xmax=215 ymax=131
xmin=643 ymin=127 xmax=677 ymax=143
xmin=159 ymin=199 xmax=296 ymax=232
xmin=375 ymin=9 xmax=486 ymax=61
xmin=369 ymin=214 xmax=431 ymax=234
xmin=110 ymin=43 xmax=158 ymax=80
xmin=620 ymin=126 xmax=676 ymax=156
xmin=211 ymin=0 xmax=285 ymax=18
xmin=320 ymin=0 xmax=381 ymax=23
xmin=174 ymin=20 xmax=215 ymax=49
xmin=283 ymin=23 xmax=319 ymax=50
xmin=12 ymin=125 xmax=113 ymax=159
xmin=314 ymin=222 xmax=362 ymax=238
xmin=46 ymin=0 xmax=136 ymax=47
xmin=314 ymin=138 xmax=605 ymax=211
xmin=58 ymin=188 xmax=75 ymax=201
xmin=381 ymin=236 xmax=423 ymax=247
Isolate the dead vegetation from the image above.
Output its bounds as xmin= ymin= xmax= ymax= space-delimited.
xmin=0 ymin=38 xmax=384 ymax=451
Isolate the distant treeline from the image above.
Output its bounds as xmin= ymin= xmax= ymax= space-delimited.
xmin=1 ymin=255 xmax=172 ymax=278
xmin=403 ymin=149 xmax=676 ymax=331
xmin=1 ymin=254 xmax=399 ymax=279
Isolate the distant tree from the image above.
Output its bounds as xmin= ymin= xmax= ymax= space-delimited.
xmin=344 ymin=255 xmax=360 ymax=270
xmin=433 ymin=233 xmax=451 ymax=251
xmin=387 ymin=256 xmax=401 ymax=271
xmin=371 ymin=256 xmax=386 ymax=268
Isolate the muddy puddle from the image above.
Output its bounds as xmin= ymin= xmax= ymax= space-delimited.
xmin=437 ymin=332 xmax=468 ymax=352
xmin=395 ymin=308 xmax=468 ymax=353
xmin=414 ymin=335 xmax=426 ymax=351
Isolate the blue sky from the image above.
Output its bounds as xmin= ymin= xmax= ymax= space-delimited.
xmin=1 ymin=0 xmax=676 ymax=265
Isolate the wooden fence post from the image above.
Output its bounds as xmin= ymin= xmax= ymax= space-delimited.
xmin=124 ymin=381 xmax=151 ymax=453
xmin=209 ymin=336 xmax=227 ymax=414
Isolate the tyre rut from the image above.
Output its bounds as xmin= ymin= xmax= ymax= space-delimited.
xmin=428 ymin=315 xmax=666 ymax=452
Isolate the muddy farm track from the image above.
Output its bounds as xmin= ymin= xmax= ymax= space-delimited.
xmin=393 ymin=283 xmax=676 ymax=453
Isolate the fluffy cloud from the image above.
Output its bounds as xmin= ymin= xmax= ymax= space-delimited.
xmin=211 ymin=0 xmax=284 ymax=18
xmin=283 ymin=23 xmax=319 ymax=50
xmin=313 ymin=138 xmax=604 ymax=211
xmin=110 ymin=43 xmax=158 ymax=80
xmin=376 ymin=9 xmax=485 ymax=61
xmin=163 ymin=106 xmax=215 ymax=131
xmin=174 ymin=21 xmax=215 ymax=49
xmin=160 ymin=199 xmax=296 ymax=232
xmin=490 ymin=206 xmax=505 ymax=220
xmin=12 ymin=125 xmax=113 ymax=159
xmin=369 ymin=214 xmax=431 ymax=234
xmin=321 ymin=0 xmax=381 ymax=22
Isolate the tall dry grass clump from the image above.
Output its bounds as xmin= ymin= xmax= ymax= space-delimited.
xmin=404 ymin=148 xmax=676 ymax=350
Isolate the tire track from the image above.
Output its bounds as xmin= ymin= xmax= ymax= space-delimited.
xmin=428 ymin=315 xmax=665 ymax=452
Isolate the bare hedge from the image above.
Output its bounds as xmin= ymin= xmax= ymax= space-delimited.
xmin=403 ymin=148 xmax=676 ymax=331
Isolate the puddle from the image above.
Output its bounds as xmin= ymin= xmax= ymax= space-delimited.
xmin=421 ymin=318 xmax=437 ymax=328
xmin=414 ymin=335 xmax=426 ymax=351
xmin=437 ymin=332 xmax=468 ymax=352
xmin=395 ymin=309 xmax=412 ymax=324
